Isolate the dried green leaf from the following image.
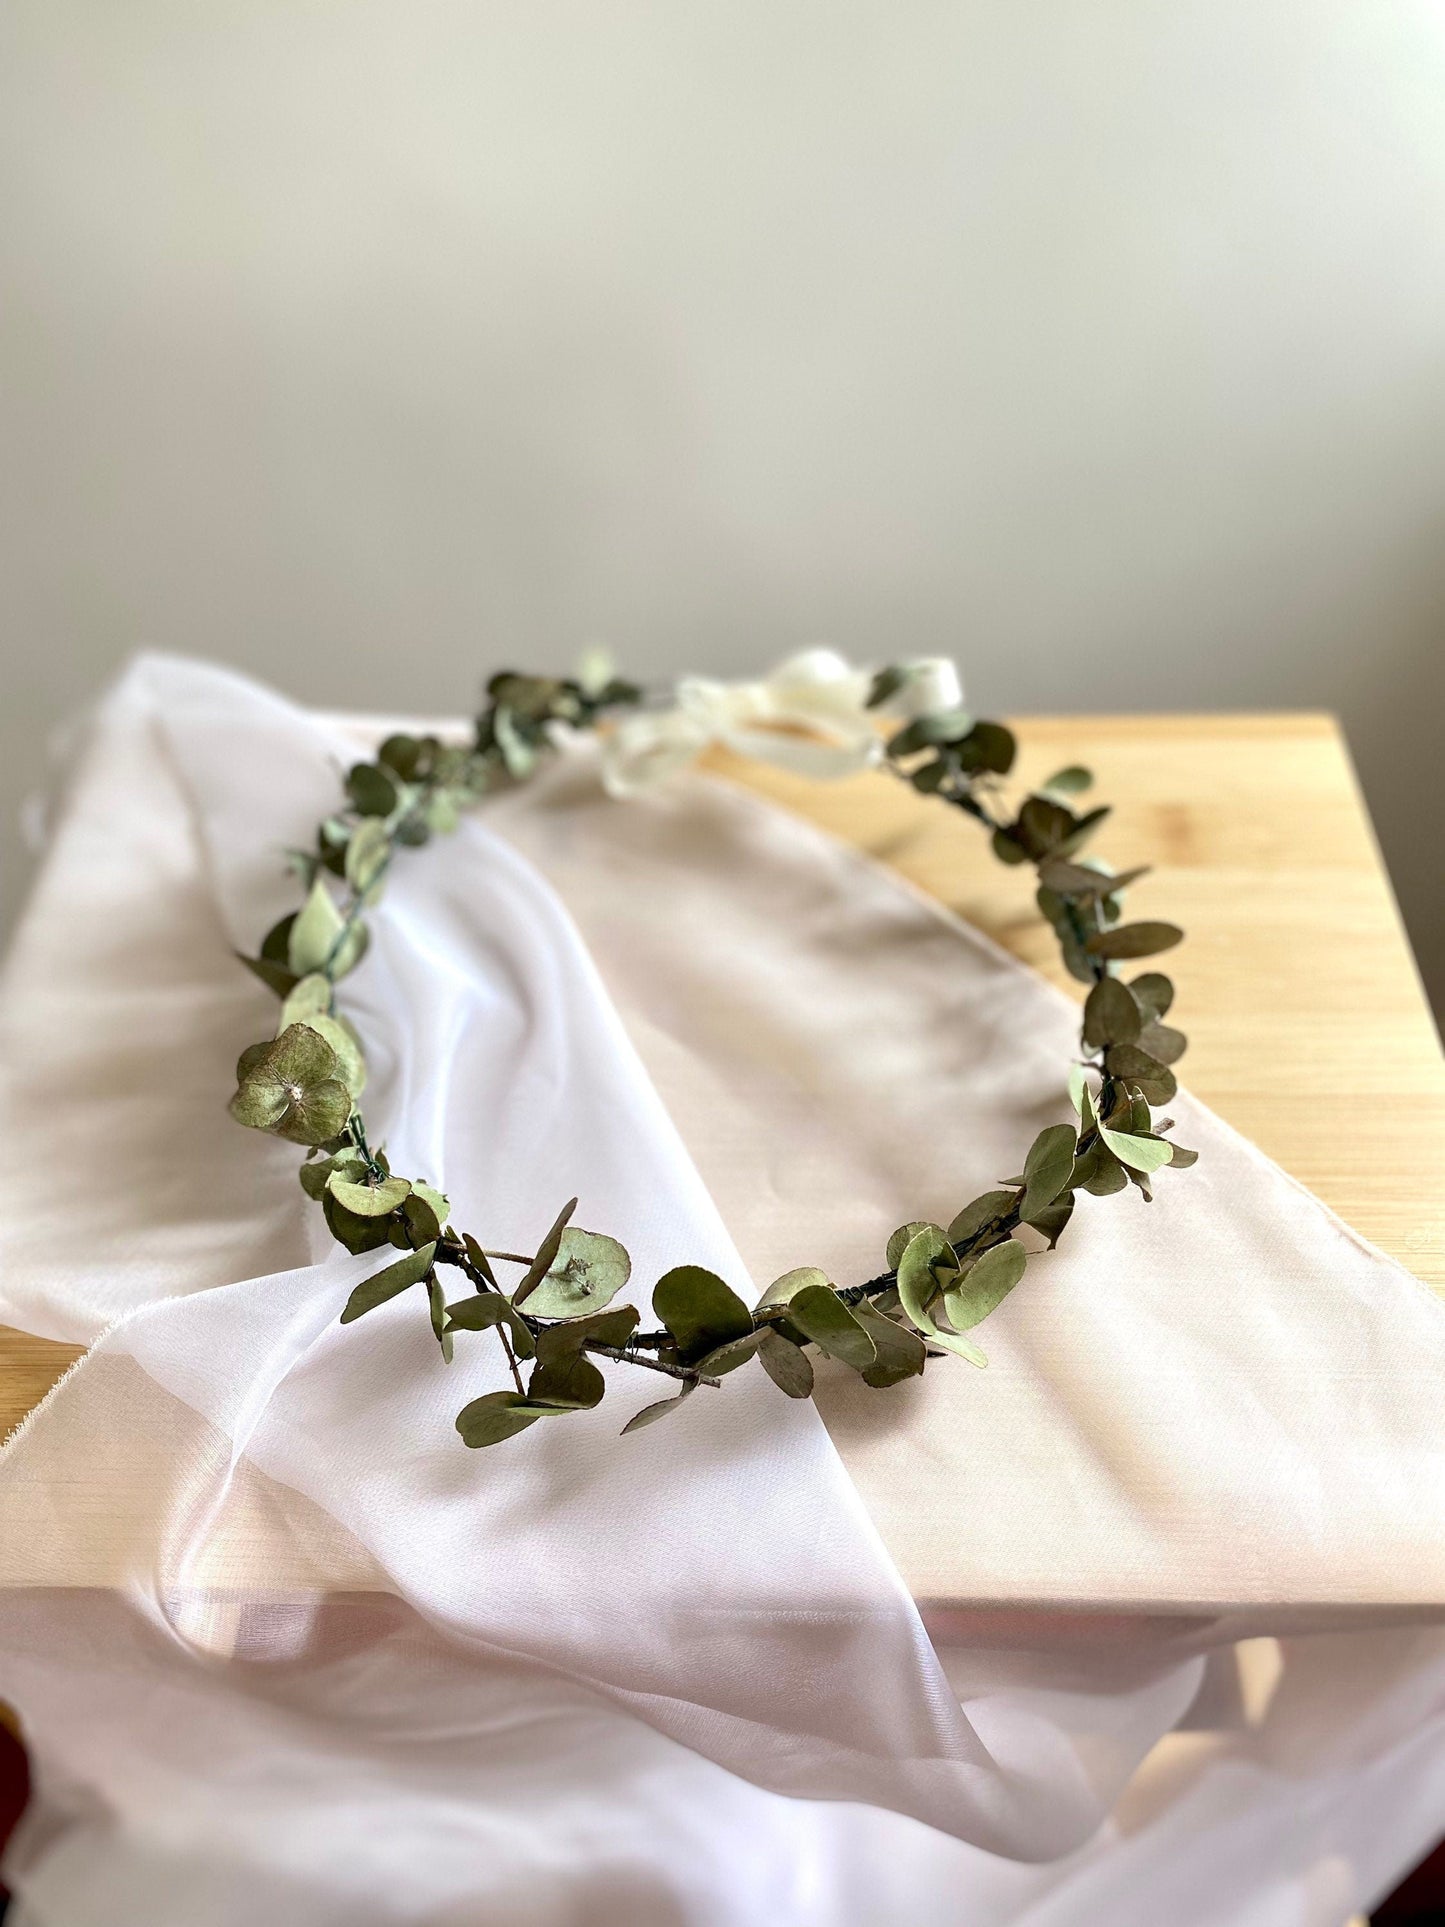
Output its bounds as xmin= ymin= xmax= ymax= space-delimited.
xmin=1042 ymin=766 xmax=1093 ymax=794
xmin=288 ymin=879 xmax=345 ymax=976
xmin=956 ymin=720 xmax=1016 ymax=774
xmin=427 ymin=1274 xmax=453 ymax=1361
xmin=694 ymin=1328 xmax=767 ymax=1377
xmin=884 ymin=1224 xmax=931 ymax=1272
xmin=1082 ymin=975 xmax=1143 ymax=1049
xmin=1098 ymin=1127 xmax=1175 ymax=1173
xmin=757 ymin=1265 xmax=831 ymax=1310
xmin=456 ymin=1390 xmax=569 ymax=1449
xmin=1021 ymin=1124 xmax=1077 ymax=1220
xmin=346 ymin=762 xmax=398 ymax=818
xmin=527 ymin=1345 xmax=606 ymax=1410
xmin=522 ymin=1227 xmax=632 ymax=1320
xmin=280 ymin=973 xmax=332 ymax=1027
xmin=1016 ymin=795 xmax=1076 ymax=858
xmin=943 ymin=1238 xmax=1027 ymax=1331
xmin=1103 ymin=1045 xmax=1177 ymax=1104
xmin=511 ymin=1198 xmax=579 ymax=1308
xmin=758 ymin=1330 xmax=815 ymax=1398
xmin=328 ymin=1172 xmax=411 ymax=1217
xmin=786 ymin=1285 xmax=877 ymax=1372
xmin=1024 ymin=1191 xmax=1075 ymax=1247
xmin=619 ymin=1383 xmax=696 ymax=1434
xmin=1165 ymin=1143 xmax=1200 ymax=1169
xmin=895 ymin=1224 xmax=958 ymax=1333
xmin=853 ymin=1303 xmax=928 ymax=1387
xmin=344 ymin=818 xmax=391 ymax=896
xmin=653 ymin=1265 xmax=753 ymax=1359
xmin=1138 ymin=1021 xmax=1187 ymax=1066
xmin=340 ymin=1242 xmax=436 ymax=1324
xmin=945 ymin=1191 xmax=1015 ymax=1249
xmin=1131 ymin=972 xmax=1175 ymax=1020
xmin=1086 ymin=921 xmax=1183 ymax=961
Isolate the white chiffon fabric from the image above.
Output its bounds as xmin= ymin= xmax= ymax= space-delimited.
xmin=0 ymin=654 xmax=1443 ymax=1925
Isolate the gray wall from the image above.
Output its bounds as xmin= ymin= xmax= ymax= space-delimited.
xmin=3 ymin=2 xmax=1444 ymax=1010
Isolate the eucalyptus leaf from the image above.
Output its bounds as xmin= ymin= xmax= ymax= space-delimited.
xmin=298 ymin=1012 xmax=366 ymax=1096
xmin=1086 ymin=921 xmax=1183 ymax=961
xmin=402 ymin=1191 xmax=442 ymax=1248
xmin=885 ymin=1223 xmax=932 ymax=1272
xmin=340 ymin=1241 xmax=436 ymax=1324
xmin=443 ymin=1293 xmax=515 ymax=1332
xmin=1098 ymin=1127 xmax=1175 ymax=1174
xmin=280 ymin=973 xmax=333 ymax=1027
xmin=344 ymin=818 xmax=391 ymax=896
xmin=1165 ymin=1143 xmax=1200 ymax=1169
xmin=1082 ymin=976 xmax=1142 ymax=1049
xmin=758 ymin=1330 xmax=815 ymax=1399
xmin=455 ymin=1390 xmax=570 ymax=1449
xmin=527 ymin=1346 xmax=605 ymax=1410
xmin=895 ymin=1224 xmax=957 ymax=1334
xmin=757 ymin=1265 xmax=830 ymax=1309
xmin=1102 ymin=1046 xmax=1177 ymax=1104
xmin=522 ymin=1227 xmax=632 ymax=1320
xmin=853 ymin=1304 xmax=928 ymax=1388
xmin=786 ymin=1285 xmax=877 ymax=1372
xmin=288 ymin=879 xmax=346 ymax=976
xmin=346 ymin=762 xmax=398 ymax=818
xmin=620 ymin=1384 xmax=696 ymax=1434
xmin=653 ymin=1265 xmax=753 ymax=1358
xmin=511 ymin=1197 xmax=579 ymax=1308
xmin=1024 ymin=1191 xmax=1075 ymax=1247
xmin=942 ymin=1238 xmax=1026 ymax=1330
xmin=1020 ymin=1124 xmax=1077 ymax=1220
xmin=427 ymin=1274 xmax=453 ymax=1362
xmin=328 ymin=1172 xmax=411 ymax=1217
xmin=323 ymin=1188 xmax=396 ymax=1254
xmin=1042 ymin=765 xmax=1093 ymax=794
xmin=693 ymin=1328 xmax=767 ymax=1377
xmin=1131 ymin=972 xmax=1175 ymax=1020
xmin=1138 ymin=1020 xmax=1187 ymax=1066
xmin=946 ymin=1191 xmax=1015 ymax=1249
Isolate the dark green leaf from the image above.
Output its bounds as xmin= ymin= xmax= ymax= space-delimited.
xmin=340 ymin=1242 xmax=436 ymax=1324
xmin=1131 ymin=971 xmax=1175 ymax=1020
xmin=853 ymin=1304 xmax=928 ymax=1388
xmin=427 ymin=1274 xmax=453 ymax=1361
xmin=1103 ymin=1045 xmax=1177 ymax=1104
xmin=1024 ymin=1191 xmax=1075 ymax=1247
xmin=527 ymin=1346 xmax=605 ymax=1411
xmin=377 ymin=733 xmax=423 ymax=779
xmin=1016 ymin=796 xmax=1076 ymax=858
xmin=1042 ymin=765 xmax=1093 ymax=794
xmin=956 ymin=720 xmax=1016 ymax=775
xmin=1052 ymin=804 xmax=1112 ymax=857
xmin=1021 ymin=1123 xmax=1078 ymax=1219
xmin=1086 ymin=921 xmax=1184 ymax=960
xmin=758 ymin=1330 xmax=814 ymax=1398
xmin=991 ymin=828 xmax=1029 ymax=865
xmin=1083 ymin=975 xmax=1143 ymax=1049
xmin=885 ymin=1224 xmax=931 ymax=1271
xmin=443 ymin=1293 xmax=515 ymax=1332
xmin=456 ymin=1390 xmax=569 ymax=1449
xmin=346 ymin=762 xmax=399 ymax=817
xmin=323 ymin=1188 xmax=396 ymax=1254
xmin=1165 ymin=1143 xmax=1200 ymax=1169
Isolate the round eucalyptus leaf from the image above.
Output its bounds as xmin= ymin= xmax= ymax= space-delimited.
xmin=527 ymin=1347 xmax=606 ymax=1411
xmin=786 ymin=1285 xmax=877 ymax=1372
xmin=456 ymin=1391 xmax=564 ymax=1449
xmin=885 ymin=1222 xmax=932 ymax=1271
xmin=1020 ymin=1124 xmax=1078 ymax=1221
xmin=853 ymin=1305 xmax=928 ymax=1388
xmin=522 ymin=1227 xmax=632 ymax=1320
xmin=756 ymin=1265 xmax=829 ymax=1309
xmin=298 ymin=1013 xmax=366 ymax=1096
xmin=339 ymin=1242 xmax=436 ymax=1324
xmin=328 ymin=1173 xmax=412 ymax=1217
xmin=946 ymin=1190 xmax=1015 ymax=1250
xmin=1130 ymin=971 xmax=1175 ymax=1020
xmin=653 ymin=1265 xmax=752 ymax=1359
xmin=895 ymin=1224 xmax=956 ymax=1333
xmin=346 ymin=762 xmax=398 ymax=818
xmin=1082 ymin=976 xmax=1142 ymax=1049
xmin=1097 ymin=1127 xmax=1174 ymax=1174
xmin=280 ymin=973 xmax=333 ymax=1028
xmin=942 ymin=1238 xmax=1027 ymax=1332
xmin=758 ymin=1331 xmax=814 ymax=1399
xmin=1085 ymin=921 xmax=1183 ymax=961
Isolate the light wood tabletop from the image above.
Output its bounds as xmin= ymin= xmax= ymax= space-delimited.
xmin=3 ymin=709 xmax=1442 ymax=1449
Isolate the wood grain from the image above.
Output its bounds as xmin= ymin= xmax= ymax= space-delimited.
xmin=5 ymin=711 xmax=1441 ymax=1469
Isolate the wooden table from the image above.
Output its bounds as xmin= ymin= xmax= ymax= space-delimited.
xmin=4 ymin=711 xmax=1443 ymax=1450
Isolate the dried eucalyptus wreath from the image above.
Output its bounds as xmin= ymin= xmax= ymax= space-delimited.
xmin=228 ymin=657 xmax=1195 ymax=1450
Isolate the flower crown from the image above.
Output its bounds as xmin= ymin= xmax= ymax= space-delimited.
xmin=228 ymin=653 xmax=1192 ymax=1449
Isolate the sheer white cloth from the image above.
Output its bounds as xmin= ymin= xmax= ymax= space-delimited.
xmin=0 ymin=654 xmax=1442 ymax=1925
